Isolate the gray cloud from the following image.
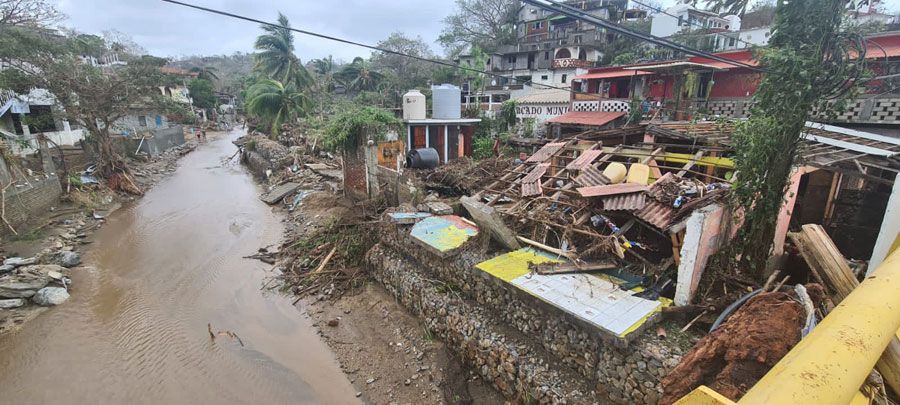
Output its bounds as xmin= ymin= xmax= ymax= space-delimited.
xmin=54 ymin=0 xmax=456 ymax=61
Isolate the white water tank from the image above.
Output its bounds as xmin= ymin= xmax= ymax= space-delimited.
xmin=402 ymin=90 xmax=426 ymax=120
xmin=431 ymin=84 xmax=461 ymax=120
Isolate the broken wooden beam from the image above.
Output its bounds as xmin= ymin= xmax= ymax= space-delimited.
xmin=790 ymin=224 xmax=900 ymax=396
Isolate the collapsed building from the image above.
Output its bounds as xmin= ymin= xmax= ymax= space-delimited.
xmin=348 ymin=96 xmax=899 ymax=402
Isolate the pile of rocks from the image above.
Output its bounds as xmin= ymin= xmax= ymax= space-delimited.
xmin=0 ymin=263 xmax=70 ymax=308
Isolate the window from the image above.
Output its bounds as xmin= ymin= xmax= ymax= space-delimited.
xmin=508 ymin=55 xmax=517 ymax=64
xmin=561 ymin=74 xmax=568 ymax=83
xmin=728 ymin=37 xmax=736 ymax=47
xmin=486 ymin=59 xmax=490 ymax=65
xmin=541 ymin=75 xmax=549 ymax=80
xmin=677 ymin=16 xmax=683 ymax=26
xmin=544 ymin=51 xmax=549 ymax=60
xmin=138 ymin=115 xmax=147 ymax=127
xmin=574 ymin=35 xmax=582 ymax=44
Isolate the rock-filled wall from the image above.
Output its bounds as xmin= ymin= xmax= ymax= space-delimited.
xmin=368 ymin=222 xmax=684 ymax=404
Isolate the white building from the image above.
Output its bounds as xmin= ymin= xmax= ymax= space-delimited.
xmin=650 ymin=4 xmax=740 ymax=38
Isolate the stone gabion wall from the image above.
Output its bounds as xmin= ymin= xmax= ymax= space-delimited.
xmin=374 ymin=223 xmax=683 ymax=404
xmin=367 ymin=244 xmax=592 ymax=404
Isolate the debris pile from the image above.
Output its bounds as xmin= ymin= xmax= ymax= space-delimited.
xmin=659 ymin=284 xmax=824 ymax=403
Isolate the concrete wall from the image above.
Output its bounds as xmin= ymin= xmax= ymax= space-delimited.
xmin=676 ymin=204 xmax=728 ymax=306
xmin=869 ymin=173 xmax=900 ymax=273
xmin=112 ymin=112 xmax=170 ymax=135
xmin=133 ymin=125 xmax=184 ymax=156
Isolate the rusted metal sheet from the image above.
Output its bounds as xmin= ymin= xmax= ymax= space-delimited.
xmin=602 ymin=193 xmax=647 ymax=211
xmin=526 ymin=141 xmax=567 ymax=163
xmin=521 ymin=163 xmax=550 ymax=183
xmin=635 ymin=200 xmax=676 ymax=230
xmin=577 ymin=183 xmax=647 ymax=198
xmin=575 ymin=165 xmax=610 ymax=187
xmin=565 ymin=149 xmax=603 ymax=171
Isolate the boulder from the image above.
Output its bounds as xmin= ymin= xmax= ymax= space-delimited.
xmin=57 ymin=251 xmax=81 ymax=268
xmin=0 ymin=298 xmax=25 ymax=309
xmin=0 ymin=264 xmax=14 ymax=274
xmin=3 ymin=257 xmax=36 ymax=267
xmin=0 ymin=271 xmax=51 ymax=298
xmin=31 ymin=287 xmax=69 ymax=306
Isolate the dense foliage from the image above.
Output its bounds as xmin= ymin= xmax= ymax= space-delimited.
xmin=323 ymin=105 xmax=400 ymax=152
xmin=726 ymin=0 xmax=866 ymax=275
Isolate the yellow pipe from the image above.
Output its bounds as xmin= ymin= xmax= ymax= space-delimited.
xmin=738 ymin=248 xmax=900 ymax=405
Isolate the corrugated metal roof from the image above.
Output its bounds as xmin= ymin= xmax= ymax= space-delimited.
xmin=521 ymin=163 xmax=550 ymax=183
xmin=575 ymin=70 xmax=653 ymax=80
xmin=513 ymin=90 xmax=571 ymax=104
xmin=602 ymin=193 xmax=647 ymax=211
xmin=546 ymin=111 xmax=625 ymax=127
xmin=521 ymin=181 xmax=542 ymax=197
xmin=575 ymin=166 xmax=610 ymax=187
xmin=566 ymin=150 xmax=603 ymax=171
xmin=577 ymin=183 xmax=648 ymax=198
xmin=625 ymin=61 xmax=725 ymax=71
xmin=526 ymin=141 xmax=567 ymax=163
xmin=635 ymin=200 xmax=676 ymax=230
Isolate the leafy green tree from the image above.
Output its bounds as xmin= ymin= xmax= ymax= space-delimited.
xmin=0 ymin=27 xmax=170 ymax=192
xmin=253 ymin=12 xmax=312 ymax=89
xmin=245 ymin=79 xmax=311 ymax=136
xmin=323 ymin=105 xmax=400 ymax=151
xmin=726 ymin=0 xmax=866 ymax=275
xmin=439 ymin=0 xmax=519 ymax=55
xmin=371 ymin=33 xmax=436 ymax=90
xmin=336 ymin=57 xmax=384 ymax=93
xmin=187 ymin=78 xmax=216 ymax=109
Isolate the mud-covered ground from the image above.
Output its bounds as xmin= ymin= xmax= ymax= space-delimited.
xmin=304 ymin=285 xmax=504 ymax=404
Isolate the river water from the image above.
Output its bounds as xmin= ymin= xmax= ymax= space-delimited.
xmin=0 ymin=130 xmax=360 ymax=404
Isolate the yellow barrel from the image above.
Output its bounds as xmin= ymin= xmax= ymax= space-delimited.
xmin=603 ymin=162 xmax=627 ymax=184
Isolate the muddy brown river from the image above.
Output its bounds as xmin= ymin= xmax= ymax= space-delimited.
xmin=0 ymin=130 xmax=360 ymax=404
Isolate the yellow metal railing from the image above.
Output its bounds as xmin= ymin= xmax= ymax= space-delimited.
xmin=677 ymin=248 xmax=900 ymax=405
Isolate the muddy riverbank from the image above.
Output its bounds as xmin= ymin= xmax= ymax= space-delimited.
xmin=0 ymin=129 xmax=359 ymax=404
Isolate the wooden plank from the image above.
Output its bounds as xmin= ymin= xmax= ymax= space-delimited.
xmin=260 ymin=182 xmax=301 ymax=205
xmin=677 ymin=150 xmax=705 ymax=177
xmin=789 ymin=224 xmax=900 ymax=396
xmin=532 ymin=261 xmax=618 ymax=275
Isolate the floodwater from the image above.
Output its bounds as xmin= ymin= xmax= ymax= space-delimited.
xmin=0 ymin=129 xmax=360 ymax=404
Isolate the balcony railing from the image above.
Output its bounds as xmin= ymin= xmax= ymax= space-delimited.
xmin=552 ymin=58 xmax=595 ymax=69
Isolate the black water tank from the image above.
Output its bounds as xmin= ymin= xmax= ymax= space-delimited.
xmin=406 ymin=148 xmax=440 ymax=169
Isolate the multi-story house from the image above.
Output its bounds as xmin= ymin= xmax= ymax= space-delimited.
xmin=458 ymin=0 xmax=635 ymax=112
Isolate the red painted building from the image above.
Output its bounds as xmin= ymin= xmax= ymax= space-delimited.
xmin=573 ymin=31 xmax=900 ymax=116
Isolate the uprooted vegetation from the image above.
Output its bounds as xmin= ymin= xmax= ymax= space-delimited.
xmin=276 ymin=201 xmax=383 ymax=301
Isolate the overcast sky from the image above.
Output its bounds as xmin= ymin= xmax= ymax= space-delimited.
xmin=55 ymin=0 xmax=900 ymax=61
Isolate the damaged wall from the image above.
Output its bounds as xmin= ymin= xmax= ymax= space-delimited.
xmin=675 ymin=204 xmax=728 ymax=306
xmin=371 ymin=223 xmax=684 ymax=404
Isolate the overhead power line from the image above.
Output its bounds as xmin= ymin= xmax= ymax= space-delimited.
xmin=524 ymin=0 xmax=764 ymax=72
xmin=160 ymin=0 xmax=765 ymax=99
xmin=626 ymin=0 xmax=760 ymax=49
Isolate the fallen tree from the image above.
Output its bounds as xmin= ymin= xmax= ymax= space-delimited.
xmin=0 ymin=27 xmax=175 ymax=194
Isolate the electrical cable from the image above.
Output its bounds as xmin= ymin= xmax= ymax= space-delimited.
xmin=526 ymin=0 xmax=764 ymax=71
xmin=625 ymin=0 xmax=761 ymax=49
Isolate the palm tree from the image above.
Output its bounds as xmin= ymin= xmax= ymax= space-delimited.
xmin=336 ymin=57 xmax=383 ymax=93
xmin=254 ymin=13 xmax=312 ymax=88
xmin=245 ymin=79 xmax=311 ymax=136
xmin=189 ymin=66 xmax=219 ymax=82
xmin=703 ymin=0 xmax=750 ymax=17
xmin=310 ymin=55 xmax=337 ymax=92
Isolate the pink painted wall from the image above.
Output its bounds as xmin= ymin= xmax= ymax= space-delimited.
xmin=773 ymin=166 xmax=818 ymax=256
